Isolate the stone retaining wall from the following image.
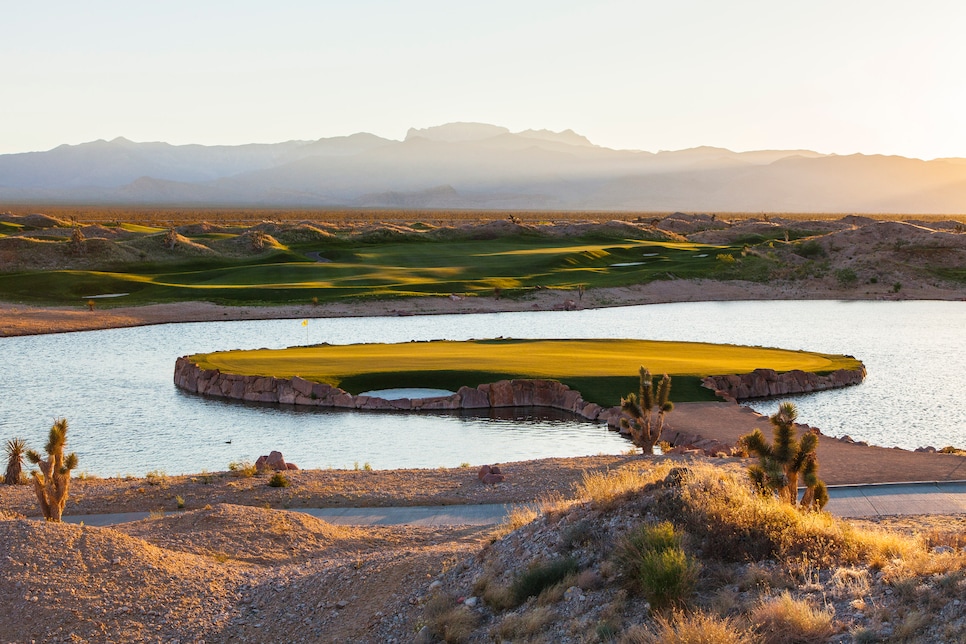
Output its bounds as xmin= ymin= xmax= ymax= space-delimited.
xmin=173 ymin=357 xmax=607 ymax=421
xmin=700 ymin=366 xmax=866 ymax=401
xmin=174 ymin=358 xmax=866 ymax=431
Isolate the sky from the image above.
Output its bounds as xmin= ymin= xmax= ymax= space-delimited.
xmin=2 ymin=0 xmax=964 ymax=159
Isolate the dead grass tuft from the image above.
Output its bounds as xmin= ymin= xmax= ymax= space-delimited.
xmin=422 ymin=594 xmax=479 ymax=644
xmin=491 ymin=606 xmax=556 ymax=641
xmin=621 ymin=610 xmax=755 ymax=644
xmin=750 ymin=591 xmax=834 ymax=644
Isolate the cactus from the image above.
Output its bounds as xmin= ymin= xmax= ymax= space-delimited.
xmin=741 ymin=402 xmax=828 ymax=510
xmin=3 ymin=437 xmax=27 ymax=485
xmin=25 ymin=418 xmax=79 ymax=522
xmin=620 ymin=367 xmax=674 ymax=455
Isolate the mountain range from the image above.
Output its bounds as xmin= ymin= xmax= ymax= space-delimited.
xmin=2 ymin=122 xmax=965 ymax=213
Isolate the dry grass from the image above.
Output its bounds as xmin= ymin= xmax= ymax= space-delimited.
xmin=491 ymin=606 xmax=556 ymax=641
xmin=621 ymin=610 xmax=756 ymax=644
xmin=575 ymin=462 xmax=670 ymax=509
xmin=490 ymin=504 xmax=539 ymax=540
xmin=422 ymin=594 xmax=480 ymax=644
xmin=750 ymin=591 xmax=834 ymax=644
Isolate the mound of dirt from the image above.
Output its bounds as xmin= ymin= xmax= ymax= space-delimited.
xmin=0 ymin=518 xmax=243 ymax=643
xmin=125 ymin=231 xmax=217 ymax=257
xmin=0 ymin=212 xmax=71 ymax=228
xmin=209 ymin=230 xmax=285 ymax=255
xmin=268 ymin=223 xmax=336 ymax=245
xmin=117 ymin=503 xmax=374 ymax=564
xmin=176 ymin=221 xmax=235 ymax=235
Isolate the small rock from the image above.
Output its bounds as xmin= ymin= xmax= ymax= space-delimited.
xmin=463 ymin=597 xmax=478 ymax=607
xmin=336 ymin=600 xmax=349 ymax=609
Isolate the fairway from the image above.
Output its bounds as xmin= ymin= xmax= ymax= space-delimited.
xmin=189 ymin=338 xmax=863 ymax=406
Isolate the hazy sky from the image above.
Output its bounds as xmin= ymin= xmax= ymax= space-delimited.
xmin=2 ymin=1 xmax=964 ymax=159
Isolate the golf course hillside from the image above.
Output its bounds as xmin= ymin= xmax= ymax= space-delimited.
xmin=179 ymin=338 xmax=866 ymax=409
xmin=2 ymin=212 xmax=964 ymax=309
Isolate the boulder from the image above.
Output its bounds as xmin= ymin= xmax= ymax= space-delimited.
xmin=458 ymin=386 xmax=489 ymax=409
xmin=478 ymin=464 xmax=505 ymax=483
xmin=256 ymin=450 xmax=289 ymax=472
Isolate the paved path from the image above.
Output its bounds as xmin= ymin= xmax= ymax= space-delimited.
xmin=822 ymin=481 xmax=966 ymax=517
xmin=60 ymin=482 xmax=966 ymax=527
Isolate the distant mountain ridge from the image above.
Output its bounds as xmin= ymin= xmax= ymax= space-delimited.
xmin=1 ymin=122 xmax=965 ymax=213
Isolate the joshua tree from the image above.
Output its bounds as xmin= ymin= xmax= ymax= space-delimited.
xmin=620 ymin=367 xmax=674 ymax=454
xmin=25 ymin=418 xmax=79 ymax=522
xmin=3 ymin=437 xmax=27 ymax=485
xmin=740 ymin=402 xmax=828 ymax=510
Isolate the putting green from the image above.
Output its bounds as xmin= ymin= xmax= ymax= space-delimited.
xmin=189 ymin=338 xmax=862 ymax=405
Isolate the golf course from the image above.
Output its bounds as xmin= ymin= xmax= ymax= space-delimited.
xmin=188 ymin=338 xmax=864 ymax=406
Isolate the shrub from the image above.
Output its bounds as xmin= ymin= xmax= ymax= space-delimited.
xmin=3 ymin=437 xmax=28 ymax=485
xmin=268 ymin=472 xmax=290 ymax=488
xmin=228 ymin=460 xmax=257 ymax=478
xmin=617 ymin=522 xmax=700 ymax=608
xmin=510 ymin=557 xmax=578 ymax=605
xmin=835 ymin=268 xmax=858 ymax=287
xmin=794 ymin=240 xmax=825 ymax=259
xmin=145 ymin=469 xmax=167 ymax=486
xmin=716 ymin=253 xmax=737 ymax=264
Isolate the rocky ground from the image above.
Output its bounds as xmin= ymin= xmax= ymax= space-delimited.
xmin=3 ymin=458 xmax=964 ymax=643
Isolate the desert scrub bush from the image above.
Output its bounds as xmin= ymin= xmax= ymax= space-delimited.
xmin=510 ymin=557 xmax=578 ymax=606
xmin=794 ymin=240 xmax=825 ymax=259
xmin=622 ymin=609 xmax=754 ymax=644
xmin=3 ymin=437 xmax=28 ymax=485
xmin=651 ymin=462 xmax=915 ymax=567
xmin=421 ymin=593 xmax=479 ymax=644
xmin=228 ymin=460 xmax=257 ymax=477
xmin=750 ymin=591 xmax=834 ymax=644
xmin=617 ymin=522 xmax=700 ymax=609
xmin=267 ymin=472 xmax=290 ymax=487
xmin=835 ymin=267 xmax=858 ymax=287
xmin=145 ymin=469 xmax=167 ymax=486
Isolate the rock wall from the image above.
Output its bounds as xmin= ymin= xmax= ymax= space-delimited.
xmin=700 ymin=367 xmax=866 ymax=401
xmin=174 ymin=358 xmax=866 ymax=431
xmin=173 ymin=357 xmax=607 ymax=421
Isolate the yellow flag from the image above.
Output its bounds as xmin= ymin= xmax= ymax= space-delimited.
xmin=301 ymin=319 xmax=308 ymax=327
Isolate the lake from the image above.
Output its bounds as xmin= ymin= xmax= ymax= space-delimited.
xmin=1 ymin=300 xmax=963 ymax=476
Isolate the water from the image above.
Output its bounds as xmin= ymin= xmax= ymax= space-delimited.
xmin=1 ymin=300 xmax=963 ymax=476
